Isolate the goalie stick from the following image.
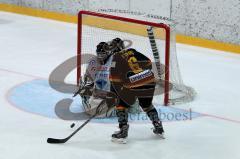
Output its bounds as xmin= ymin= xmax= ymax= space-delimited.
xmin=147 ymin=26 xmax=163 ymax=78
xmin=47 ymin=100 xmax=105 ymax=144
xmin=70 ymin=76 xmax=89 ymax=128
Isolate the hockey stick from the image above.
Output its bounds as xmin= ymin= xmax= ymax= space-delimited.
xmin=147 ymin=26 xmax=163 ymax=78
xmin=70 ymin=76 xmax=89 ymax=128
xmin=73 ymin=75 xmax=87 ymax=97
xmin=47 ymin=100 xmax=105 ymax=144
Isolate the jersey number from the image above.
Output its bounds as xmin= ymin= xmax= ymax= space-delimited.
xmin=128 ymin=56 xmax=143 ymax=74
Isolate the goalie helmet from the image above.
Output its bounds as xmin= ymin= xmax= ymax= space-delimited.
xmin=111 ymin=38 xmax=125 ymax=53
xmin=96 ymin=42 xmax=111 ymax=63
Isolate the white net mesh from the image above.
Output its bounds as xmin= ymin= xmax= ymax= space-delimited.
xmin=78 ymin=10 xmax=196 ymax=105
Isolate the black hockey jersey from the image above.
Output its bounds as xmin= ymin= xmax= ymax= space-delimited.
xmin=110 ymin=48 xmax=155 ymax=88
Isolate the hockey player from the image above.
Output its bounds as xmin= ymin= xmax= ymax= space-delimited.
xmin=109 ymin=38 xmax=164 ymax=143
xmin=77 ymin=41 xmax=118 ymax=117
xmin=77 ymin=38 xmax=164 ymax=143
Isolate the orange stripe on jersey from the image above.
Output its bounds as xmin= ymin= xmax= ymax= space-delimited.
xmin=109 ymin=75 xmax=122 ymax=82
xmin=116 ymin=105 xmax=127 ymax=110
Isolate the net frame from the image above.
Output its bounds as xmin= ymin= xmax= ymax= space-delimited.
xmin=77 ymin=10 xmax=195 ymax=106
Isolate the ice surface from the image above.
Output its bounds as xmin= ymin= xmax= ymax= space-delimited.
xmin=0 ymin=11 xmax=240 ymax=159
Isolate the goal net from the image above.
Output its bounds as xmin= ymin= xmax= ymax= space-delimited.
xmin=77 ymin=10 xmax=196 ymax=106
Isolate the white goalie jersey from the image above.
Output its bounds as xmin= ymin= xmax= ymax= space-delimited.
xmin=81 ymin=55 xmax=116 ymax=117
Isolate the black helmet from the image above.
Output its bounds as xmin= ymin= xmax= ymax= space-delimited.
xmin=111 ymin=38 xmax=124 ymax=53
xmin=96 ymin=42 xmax=110 ymax=63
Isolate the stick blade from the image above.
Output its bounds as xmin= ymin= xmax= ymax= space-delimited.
xmin=47 ymin=138 xmax=66 ymax=144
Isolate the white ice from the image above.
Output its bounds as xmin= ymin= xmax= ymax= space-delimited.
xmin=0 ymin=11 xmax=240 ymax=159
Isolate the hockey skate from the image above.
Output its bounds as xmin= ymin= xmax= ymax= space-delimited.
xmin=152 ymin=121 xmax=165 ymax=139
xmin=111 ymin=124 xmax=129 ymax=144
